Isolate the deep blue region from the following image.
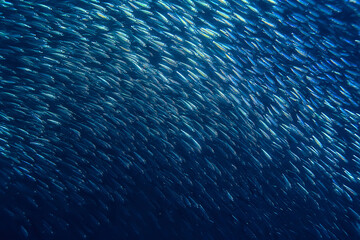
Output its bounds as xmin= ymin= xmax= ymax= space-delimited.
xmin=0 ymin=0 xmax=360 ymax=240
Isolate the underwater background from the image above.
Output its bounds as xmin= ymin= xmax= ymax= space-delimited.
xmin=0 ymin=0 xmax=360 ymax=239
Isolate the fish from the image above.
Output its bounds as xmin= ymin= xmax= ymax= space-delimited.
xmin=0 ymin=0 xmax=360 ymax=239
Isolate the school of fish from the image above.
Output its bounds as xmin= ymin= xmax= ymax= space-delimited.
xmin=0 ymin=0 xmax=360 ymax=239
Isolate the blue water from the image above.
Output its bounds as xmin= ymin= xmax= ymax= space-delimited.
xmin=0 ymin=0 xmax=360 ymax=239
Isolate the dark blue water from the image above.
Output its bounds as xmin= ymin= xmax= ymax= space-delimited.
xmin=0 ymin=0 xmax=360 ymax=239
